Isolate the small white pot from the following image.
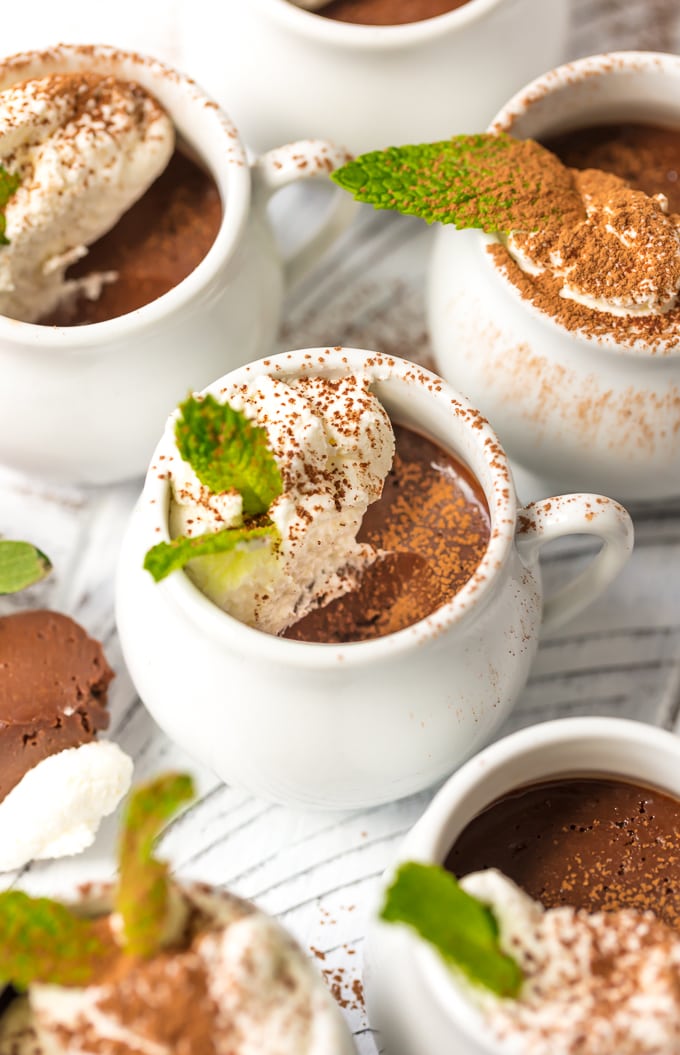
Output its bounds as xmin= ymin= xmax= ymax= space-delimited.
xmin=0 ymin=44 xmax=355 ymax=484
xmin=428 ymin=51 xmax=680 ymax=503
xmin=364 ymin=716 xmax=680 ymax=1055
xmin=178 ymin=0 xmax=569 ymax=155
xmin=115 ymin=348 xmax=633 ymax=810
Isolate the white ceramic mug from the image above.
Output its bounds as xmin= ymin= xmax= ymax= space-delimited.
xmin=178 ymin=0 xmax=569 ymax=155
xmin=364 ymin=716 xmax=680 ymax=1055
xmin=0 ymin=44 xmax=355 ymax=484
xmin=115 ymin=348 xmax=633 ymax=810
xmin=428 ymin=51 xmax=680 ymax=503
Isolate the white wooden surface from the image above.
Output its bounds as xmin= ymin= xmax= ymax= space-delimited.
xmin=2 ymin=3 xmax=680 ymax=1052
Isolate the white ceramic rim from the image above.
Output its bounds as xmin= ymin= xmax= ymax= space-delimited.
xmin=263 ymin=0 xmax=506 ymax=48
xmin=405 ymin=716 xmax=680 ymax=1050
xmin=143 ymin=347 xmax=518 ymax=668
xmin=0 ymin=43 xmax=250 ymax=351
xmin=485 ymin=49 xmax=680 ymax=359
xmin=489 ymin=50 xmax=680 ymax=138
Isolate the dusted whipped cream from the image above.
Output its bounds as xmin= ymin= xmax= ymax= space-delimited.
xmin=0 ymin=72 xmax=174 ymax=322
xmin=168 ymin=373 xmax=395 ymax=635
xmin=506 ymin=169 xmax=680 ymax=317
xmin=459 ymin=869 xmax=680 ymax=1055
xmin=0 ymin=885 xmax=349 ymax=1055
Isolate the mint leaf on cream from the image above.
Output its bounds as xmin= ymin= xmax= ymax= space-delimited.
xmin=175 ymin=395 xmax=283 ymax=516
xmin=0 ymin=165 xmax=20 ymax=246
xmin=116 ymin=773 xmax=195 ymax=959
xmin=0 ymin=773 xmax=199 ymax=986
xmin=143 ymin=523 xmax=279 ymax=582
xmin=0 ymin=891 xmax=117 ymax=989
xmin=0 ymin=540 xmax=52 ymax=594
xmin=381 ymin=862 xmax=523 ymax=997
xmin=331 ymin=133 xmax=584 ymax=234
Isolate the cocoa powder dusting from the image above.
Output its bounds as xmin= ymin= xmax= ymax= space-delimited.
xmin=76 ymin=954 xmax=219 ymax=1055
xmin=544 ymin=123 xmax=680 ymax=215
xmin=4 ymin=72 xmax=164 ymax=137
xmin=492 ymin=124 xmax=680 ymax=351
xmin=285 ymin=423 xmax=490 ymax=643
xmin=490 ymin=909 xmax=680 ymax=1055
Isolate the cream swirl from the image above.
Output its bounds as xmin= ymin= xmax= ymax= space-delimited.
xmin=168 ymin=373 xmax=395 ymax=636
xmin=0 ymin=72 xmax=174 ymax=322
xmin=460 ymin=870 xmax=680 ymax=1055
xmin=0 ymin=886 xmax=348 ymax=1055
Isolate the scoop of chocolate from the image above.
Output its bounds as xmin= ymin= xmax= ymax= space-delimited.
xmin=0 ymin=610 xmax=113 ymax=801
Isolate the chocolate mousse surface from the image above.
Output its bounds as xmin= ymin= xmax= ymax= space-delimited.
xmin=446 ymin=777 xmax=680 ymax=928
xmin=285 ymin=422 xmax=490 ymax=642
xmin=543 ymin=122 xmax=680 ymax=215
xmin=0 ymin=610 xmax=113 ymax=800
xmin=39 ymin=149 xmax=222 ymax=326
xmin=316 ymin=0 xmax=470 ymax=25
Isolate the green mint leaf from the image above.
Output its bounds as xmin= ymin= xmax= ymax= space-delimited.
xmin=0 ymin=541 xmax=52 ymax=594
xmin=116 ymin=773 xmax=195 ymax=959
xmin=0 ymin=891 xmax=117 ymax=989
xmin=143 ymin=523 xmax=279 ymax=583
xmin=331 ymin=133 xmax=584 ymax=234
xmin=175 ymin=394 xmax=283 ymax=516
xmin=0 ymin=165 xmax=20 ymax=246
xmin=381 ymin=862 xmax=523 ymax=997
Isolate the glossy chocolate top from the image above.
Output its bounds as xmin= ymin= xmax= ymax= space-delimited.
xmin=447 ymin=776 xmax=680 ymax=928
xmin=315 ymin=0 xmax=470 ymax=25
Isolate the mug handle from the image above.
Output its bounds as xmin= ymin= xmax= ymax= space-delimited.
xmin=515 ymin=494 xmax=634 ymax=634
xmin=251 ymin=139 xmax=357 ymax=288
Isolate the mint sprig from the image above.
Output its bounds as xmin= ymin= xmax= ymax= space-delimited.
xmin=0 ymin=165 xmax=20 ymax=246
xmin=381 ymin=862 xmax=522 ymax=997
xmin=144 ymin=523 xmax=279 ymax=582
xmin=175 ymin=395 xmax=283 ymax=516
xmin=0 ymin=891 xmax=117 ymax=989
xmin=331 ymin=133 xmax=584 ymax=234
xmin=0 ymin=773 xmax=197 ymax=987
xmin=116 ymin=773 xmax=195 ymax=959
xmin=0 ymin=540 xmax=52 ymax=594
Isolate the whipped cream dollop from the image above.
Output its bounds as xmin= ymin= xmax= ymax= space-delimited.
xmin=0 ymin=741 xmax=133 ymax=872
xmin=0 ymin=72 xmax=174 ymax=322
xmin=0 ymin=885 xmax=348 ymax=1055
xmin=169 ymin=373 xmax=395 ymax=635
xmin=459 ymin=869 xmax=680 ymax=1055
xmin=505 ymin=168 xmax=680 ymax=317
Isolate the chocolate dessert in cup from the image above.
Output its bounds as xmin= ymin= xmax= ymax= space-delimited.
xmin=0 ymin=773 xmax=355 ymax=1055
xmin=115 ymin=348 xmax=632 ymax=810
xmin=425 ymin=51 xmax=680 ymax=503
xmin=365 ymin=716 xmax=680 ymax=1055
xmin=179 ymin=0 xmax=568 ymax=156
xmin=0 ymin=44 xmax=354 ymax=484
